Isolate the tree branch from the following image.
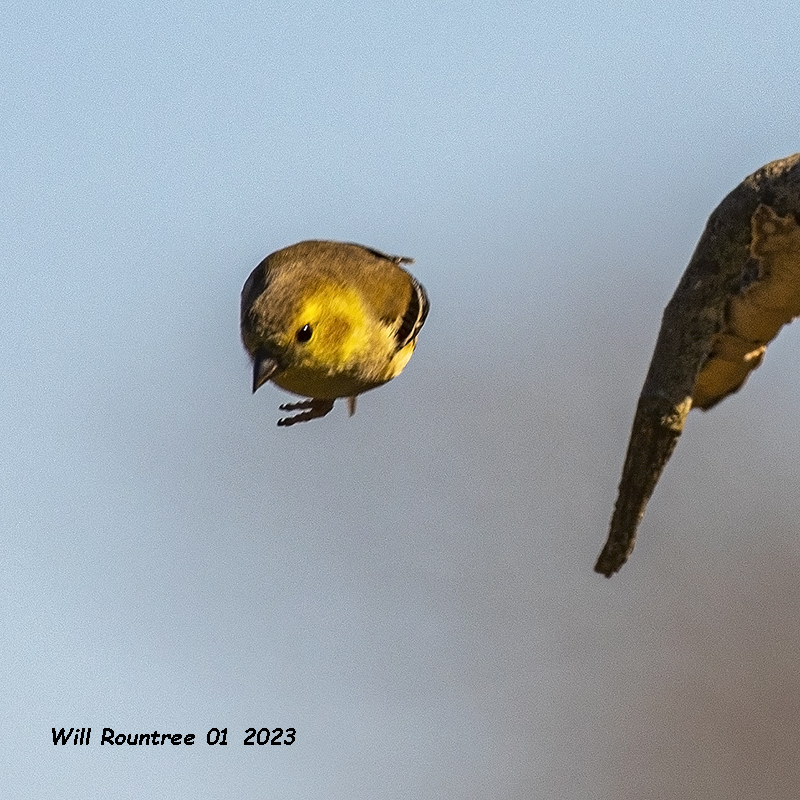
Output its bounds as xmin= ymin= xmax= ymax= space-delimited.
xmin=596 ymin=153 xmax=800 ymax=577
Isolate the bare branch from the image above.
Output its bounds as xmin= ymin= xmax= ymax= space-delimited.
xmin=596 ymin=153 xmax=800 ymax=577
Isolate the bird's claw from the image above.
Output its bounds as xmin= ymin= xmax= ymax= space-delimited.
xmin=277 ymin=398 xmax=335 ymax=426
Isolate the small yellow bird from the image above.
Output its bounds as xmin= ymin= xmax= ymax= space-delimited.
xmin=241 ymin=240 xmax=429 ymax=426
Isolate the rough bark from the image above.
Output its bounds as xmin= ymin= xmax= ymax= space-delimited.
xmin=596 ymin=153 xmax=800 ymax=577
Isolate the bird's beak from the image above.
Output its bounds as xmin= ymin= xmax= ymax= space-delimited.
xmin=252 ymin=351 xmax=281 ymax=393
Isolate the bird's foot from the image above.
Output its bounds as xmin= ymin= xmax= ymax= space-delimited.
xmin=277 ymin=398 xmax=335 ymax=426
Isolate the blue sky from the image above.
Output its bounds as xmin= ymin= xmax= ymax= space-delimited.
xmin=4 ymin=2 xmax=800 ymax=797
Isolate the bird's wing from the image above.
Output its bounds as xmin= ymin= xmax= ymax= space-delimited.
xmin=335 ymin=244 xmax=429 ymax=350
xmin=393 ymin=274 xmax=429 ymax=349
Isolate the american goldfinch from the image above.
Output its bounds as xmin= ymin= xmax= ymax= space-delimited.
xmin=241 ymin=240 xmax=429 ymax=426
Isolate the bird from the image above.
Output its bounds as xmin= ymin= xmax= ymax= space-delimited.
xmin=240 ymin=240 xmax=429 ymax=427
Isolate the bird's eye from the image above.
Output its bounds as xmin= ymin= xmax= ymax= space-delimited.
xmin=295 ymin=324 xmax=313 ymax=343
